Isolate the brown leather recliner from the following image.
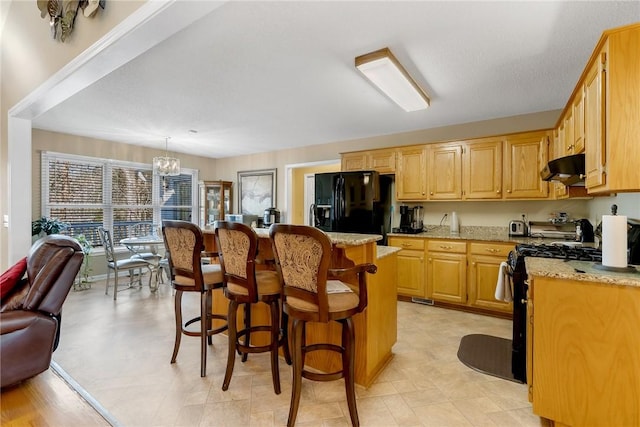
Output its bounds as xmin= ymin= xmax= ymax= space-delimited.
xmin=0 ymin=234 xmax=84 ymax=388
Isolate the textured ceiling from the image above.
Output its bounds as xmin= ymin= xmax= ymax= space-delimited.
xmin=31 ymin=1 xmax=640 ymax=159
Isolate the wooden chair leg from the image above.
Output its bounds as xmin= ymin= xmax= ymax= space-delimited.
xmin=222 ymin=300 xmax=239 ymax=390
xmin=287 ymin=319 xmax=305 ymax=427
xmin=171 ymin=290 xmax=183 ymax=364
xmin=281 ymin=310 xmax=292 ymax=365
xmin=342 ymin=317 xmax=359 ymax=427
xmin=269 ymin=299 xmax=281 ymax=394
xmin=206 ymin=291 xmax=213 ymax=345
xmin=200 ymin=291 xmax=208 ymax=377
xmin=241 ymin=302 xmax=250 ymax=362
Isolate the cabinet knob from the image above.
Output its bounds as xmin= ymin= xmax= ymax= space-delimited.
xmin=507 ymin=189 xmax=512 ymax=193
xmin=496 ymin=189 xmax=501 ymax=193
xmin=430 ymin=192 xmax=433 ymax=195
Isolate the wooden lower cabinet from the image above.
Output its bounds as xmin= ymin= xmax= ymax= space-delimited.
xmin=427 ymin=240 xmax=467 ymax=304
xmin=528 ymin=275 xmax=640 ymax=426
xmin=468 ymin=242 xmax=514 ymax=313
xmin=388 ymin=237 xmax=425 ymax=297
xmin=391 ymin=237 xmax=514 ymax=316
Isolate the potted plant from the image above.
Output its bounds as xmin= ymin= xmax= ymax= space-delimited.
xmin=74 ymin=234 xmax=93 ymax=290
xmin=31 ymin=216 xmax=69 ymax=236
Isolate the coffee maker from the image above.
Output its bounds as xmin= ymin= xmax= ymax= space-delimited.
xmin=395 ymin=205 xmax=424 ymax=234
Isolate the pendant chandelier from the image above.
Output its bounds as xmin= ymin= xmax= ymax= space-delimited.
xmin=153 ymin=137 xmax=181 ymax=176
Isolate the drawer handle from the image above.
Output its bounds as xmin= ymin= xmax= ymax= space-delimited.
xmin=439 ymin=245 xmax=452 ymax=250
xmin=486 ymin=248 xmax=499 ymax=253
xmin=401 ymin=243 xmax=411 ymax=247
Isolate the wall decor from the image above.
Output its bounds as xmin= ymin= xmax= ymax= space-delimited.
xmin=237 ymin=169 xmax=277 ymax=215
xmin=37 ymin=0 xmax=105 ymax=42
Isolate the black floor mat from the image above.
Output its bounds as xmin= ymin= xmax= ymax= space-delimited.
xmin=457 ymin=334 xmax=522 ymax=383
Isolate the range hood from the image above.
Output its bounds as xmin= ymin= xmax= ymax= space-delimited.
xmin=540 ymin=153 xmax=585 ymax=186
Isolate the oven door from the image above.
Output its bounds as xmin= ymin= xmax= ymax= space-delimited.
xmin=509 ymin=249 xmax=528 ymax=383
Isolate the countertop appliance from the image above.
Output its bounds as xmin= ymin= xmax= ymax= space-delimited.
xmin=263 ymin=207 xmax=280 ymax=227
xmin=394 ymin=205 xmax=424 ymax=234
xmin=629 ymin=218 xmax=640 ymax=265
xmin=313 ymin=171 xmax=392 ymax=244
xmin=508 ymin=220 xmax=527 ymax=236
xmin=507 ymin=243 xmax=602 ymax=382
xmin=528 ymin=220 xmax=577 ymax=240
xmin=575 ymin=218 xmax=595 ymax=243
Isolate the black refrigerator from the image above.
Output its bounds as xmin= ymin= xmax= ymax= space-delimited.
xmin=313 ymin=171 xmax=392 ymax=244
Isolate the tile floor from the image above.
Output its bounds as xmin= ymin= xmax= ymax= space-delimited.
xmin=52 ymin=278 xmax=545 ymax=426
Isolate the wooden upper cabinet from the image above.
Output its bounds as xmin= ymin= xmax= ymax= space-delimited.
xmin=573 ymin=88 xmax=585 ymax=153
xmin=503 ymin=131 xmax=550 ymax=199
xmin=563 ymin=108 xmax=574 ymax=155
xmin=396 ymin=146 xmax=427 ymax=200
xmin=341 ymin=152 xmax=368 ymax=172
xmin=463 ymin=139 xmax=503 ymax=199
xmin=428 ymin=143 xmax=462 ymax=200
xmin=369 ymin=149 xmax=396 ymax=174
xmin=341 ymin=148 xmax=396 ymax=173
xmin=584 ymin=41 xmax=607 ymax=190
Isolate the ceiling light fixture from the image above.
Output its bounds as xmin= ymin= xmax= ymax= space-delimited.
xmin=355 ymin=47 xmax=430 ymax=112
xmin=153 ymin=137 xmax=181 ymax=176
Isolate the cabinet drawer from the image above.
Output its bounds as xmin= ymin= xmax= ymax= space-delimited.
xmin=389 ymin=237 xmax=425 ymax=251
xmin=469 ymin=242 xmax=514 ymax=257
xmin=427 ymin=240 xmax=466 ymax=253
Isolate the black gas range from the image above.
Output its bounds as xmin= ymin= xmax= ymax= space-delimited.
xmin=507 ymin=242 xmax=603 ymax=383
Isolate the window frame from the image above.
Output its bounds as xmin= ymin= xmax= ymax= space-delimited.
xmin=40 ymin=151 xmax=198 ymax=249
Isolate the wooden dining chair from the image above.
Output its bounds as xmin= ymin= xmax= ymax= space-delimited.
xmin=269 ymin=224 xmax=377 ymax=426
xmin=161 ymin=220 xmax=228 ymax=377
xmin=98 ymin=227 xmax=154 ymax=301
xmin=214 ymin=221 xmax=291 ymax=394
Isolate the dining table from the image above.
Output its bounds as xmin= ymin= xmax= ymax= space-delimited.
xmin=120 ymin=235 xmax=165 ymax=291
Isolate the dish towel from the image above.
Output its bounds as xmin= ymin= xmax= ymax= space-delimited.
xmin=494 ymin=261 xmax=513 ymax=302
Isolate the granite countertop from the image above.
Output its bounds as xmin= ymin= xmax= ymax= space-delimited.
xmin=377 ymin=246 xmax=401 ymax=259
xmin=388 ymin=225 xmax=526 ymax=243
xmin=387 ymin=225 xmax=577 ymax=245
xmin=526 ymin=257 xmax=640 ymax=287
xmin=205 ymin=226 xmax=383 ymax=246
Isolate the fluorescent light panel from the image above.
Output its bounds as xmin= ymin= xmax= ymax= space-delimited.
xmin=356 ymin=48 xmax=430 ymax=112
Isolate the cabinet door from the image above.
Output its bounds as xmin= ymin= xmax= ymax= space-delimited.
xmin=341 ymin=152 xmax=368 ymax=172
xmin=396 ymin=146 xmax=427 ymax=200
xmin=552 ymin=130 xmax=569 ymax=199
xmin=504 ymin=132 xmax=550 ymax=199
xmin=370 ymin=149 xmax=396 ymax=174
xmin=389 ymin=237 xmax=425 ymax=297
xmin=468 ymin=254 xmax=513 ymax=313
xmin=428 ymin=143 xmax=462 ymax=200
xmin=573 ymin=89 xmax=585 ymax=153
xmin=563 ymin=108 xmax=574 ymax=154
xmin=199 ymin=181 xmax=233 ymax=228
xmin=428 ymin=253 xmax=466 ymax=303
xmin=584 ymin=43 xmax=607 ymax=190
xmin=464 ymin=140 xmax=503 ymax=199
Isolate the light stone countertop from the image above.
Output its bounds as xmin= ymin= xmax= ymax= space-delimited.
xmin=377 ymin=246 xmax=401 ymax=259
xmin=525 ymin=257 xmax=640 ymax=287
xmin=388 ymin=225 xmax=580 ymax=245
xmin=214 ymin=226 xmax=383 ymax=246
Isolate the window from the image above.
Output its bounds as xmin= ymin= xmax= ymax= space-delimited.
xmin=41 ymin=152 xmax=197 ymax=247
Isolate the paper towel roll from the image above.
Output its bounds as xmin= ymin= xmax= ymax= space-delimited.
xmin=602 ymin=215 xmax=628 ymax=268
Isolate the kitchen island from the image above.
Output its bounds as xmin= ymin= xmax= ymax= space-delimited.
xmin=525 ymin=258 xmax=639 ymax=426
xmin=202 ymin=227 xmax=400 ymax=388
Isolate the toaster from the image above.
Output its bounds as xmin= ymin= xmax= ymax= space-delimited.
xmin=509 ymin=220 xmax=528 ymax=236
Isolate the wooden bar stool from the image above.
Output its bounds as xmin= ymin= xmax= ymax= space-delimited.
xmin=214 ymin=221 xmax=291 ymax=394
xmin=269 ymin=224 xmax=377 ymax=426
xmin=162 ymin=220 xmax=228 ymax=377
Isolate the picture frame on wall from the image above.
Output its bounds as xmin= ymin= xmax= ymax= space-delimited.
xmin=237 ymin=168 xmax=277 ymax=215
